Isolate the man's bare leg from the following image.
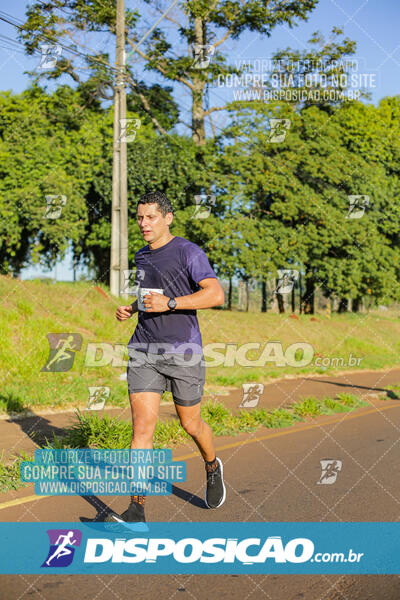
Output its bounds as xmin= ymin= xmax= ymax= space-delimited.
xmin=125 ymin=392 xmax=161 ymax=515
xmin=174 ymin=402 xmax=215 ymax=461
xmin=174 ymin=401 xmax=225 ymax=508
xmin=104 ymin=393 xmax=160 ymax=523
xmin=128 ymin=391 xmax=161 ymax=448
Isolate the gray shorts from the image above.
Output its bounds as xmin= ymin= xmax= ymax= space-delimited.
xmin=126 ymin=349 xmax=206 ymax=407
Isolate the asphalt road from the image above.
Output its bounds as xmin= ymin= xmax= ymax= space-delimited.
xmin=1 ymin=399 xmax=400 ymax=599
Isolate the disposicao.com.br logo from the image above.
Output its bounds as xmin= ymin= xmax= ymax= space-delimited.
xmin=42 ymin=529 xmax=82 ymax=567
xmin=83 ymin=535 xmax=363 ymax=565
xmin=0 ymin=522 xmax=384 ymax=574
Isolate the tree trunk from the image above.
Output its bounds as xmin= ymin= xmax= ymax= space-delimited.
xmin=192 ymin=17 xmax=207 ymax=145
xmin=228 ymin=276 xmax=232 ymax=310
xmin=261 ymin=279 xmax=267 ymax=312
xmin=338 ymin=298 xmax=348 ymax=313
xmin=291 ymin=285 xmax=295 ymax=313
xmin=352 ymin=296 xmax=362 ymax=312
xmin=245 ymin=280 xmax=249 ymax=312
xmin=276 ymin=284 xmax=285 ymax=314
xmin=299 ymin=271 xmax=303 ymax=314
xmin=301 ymin=274 xmax=314 ymax=314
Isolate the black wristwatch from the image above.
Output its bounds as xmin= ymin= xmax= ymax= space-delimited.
xmin=167 ymin=297 xmax=177 ymax=311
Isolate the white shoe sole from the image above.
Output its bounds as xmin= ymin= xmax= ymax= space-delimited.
xmin=204 ymin=457 xmax=226 ymax=509
xmin=111 ymin=514 xmax=124 ymax=523
xmin=110 ymin=514 xmax=149 ymax=532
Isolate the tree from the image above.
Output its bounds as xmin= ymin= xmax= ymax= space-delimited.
xmin=215 ymin=28 xmax=400 ymax=313
xmin=19 ymin=0 xmax=318 ymax=145
xmin=0 ymin=86 xmax=106 ymax=274
xmin=80 ymin=133 xmax=214 ymax=279
xmin=222 ymin=94 xmax=400 ymax=311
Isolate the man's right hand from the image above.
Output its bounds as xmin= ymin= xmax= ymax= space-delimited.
xmin=116 ymin=305 xmax=134 ymax=321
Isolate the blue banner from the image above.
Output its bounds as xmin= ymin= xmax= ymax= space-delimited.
xmin=0 ymin=522 xmax=399 ymax=574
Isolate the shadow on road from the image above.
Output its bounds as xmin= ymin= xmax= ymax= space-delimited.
xmin=78 ymin=483 xmax=205 ymax=523
xmin=303 ymin=378 xmax=400 ymax=399
xmin=4 ymin=412 xmax=70 ymax=450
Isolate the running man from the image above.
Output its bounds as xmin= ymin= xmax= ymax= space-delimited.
xmin=105 ymin=190 xmax=226 ymax=524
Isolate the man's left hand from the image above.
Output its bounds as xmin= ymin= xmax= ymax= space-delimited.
xmin=143 ymin=291 xmax=171 ymax=313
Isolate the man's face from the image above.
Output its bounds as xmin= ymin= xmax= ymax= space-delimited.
xmin=136 ymin=202 xmax=172 ymax=244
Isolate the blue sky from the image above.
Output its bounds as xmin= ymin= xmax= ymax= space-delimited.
xmin=1 ymin=0 xmax=398 ymax=280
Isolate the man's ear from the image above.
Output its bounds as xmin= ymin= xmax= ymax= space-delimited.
xmin=166 ymin=212 xmax=174 ymax=226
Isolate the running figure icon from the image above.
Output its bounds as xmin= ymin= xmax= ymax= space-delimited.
xmin=45 ymin=531 xmax=77 ymax=566
xmin=44 ymin=335 xmax=77 ymax=371
xmin=41 ymin=333 xmax=82 ymax=372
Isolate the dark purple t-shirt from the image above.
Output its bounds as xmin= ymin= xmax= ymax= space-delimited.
xmin=128 ymin=236 xmax=218 ymax=354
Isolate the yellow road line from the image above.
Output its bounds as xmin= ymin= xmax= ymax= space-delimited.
xmin=176 ymin=403 xmax=400 ymax=459
xmin=0 ymin=494 xmax=50 ymax=510
xmin=1 ymin=402 xmax=398 ymax=511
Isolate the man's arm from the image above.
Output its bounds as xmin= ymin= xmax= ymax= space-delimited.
xmin=116 ymin=299 xmax=138 ymax=321
xmin=174 ymin=278 xmax=224 ymax=310
xmin=143 ymin=278 xmax=224 ymax=312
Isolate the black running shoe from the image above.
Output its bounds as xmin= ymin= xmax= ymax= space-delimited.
xmin=120 ymin=501 xmax=146 ymax=524
xmin=102 ymin=503 xmax=148 ymax=532
xmin=205 ymin=457 xmax=226 ymax=509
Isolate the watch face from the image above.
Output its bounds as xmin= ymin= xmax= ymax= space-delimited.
xmin=168 ymin=298 xmax=177 ymax=309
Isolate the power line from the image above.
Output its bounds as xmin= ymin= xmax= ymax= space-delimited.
xmin=0 ymin=33 xmax=24 ymax=47
xmin=126 ymin=0 xmax=181 ymax=60
xmin=0 ymin=7 xmax=231 ymax=139
xmin=0 ymin=33 xmax=43 ymax=57
xmin=34 ymin=0 xmax=78 ymax=18
xmin=0 ymin=10 xmax=119 ymax=75
xmin=0 ymin=44 xmax=26 ymax=54
xmin=0 ymin=6 xmax=230 ymax=135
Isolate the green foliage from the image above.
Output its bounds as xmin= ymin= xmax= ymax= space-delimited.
xmin=323 ymin=397 xmax=349 ymax=412
xmin=0 ymin=451 xmax=30 ymax=493
xmin=335 ymin=393 xmax=362 ymax=407
xmin=0 ymin=391 xmax=27 ymax=414
xmin=34 ymin=395 xmax=368 ymax=453
xmin=57 ymin=410 xmax=131 ymax=448
xmin=221 ymin=94 xmax=400 ymax=307
xmin=18 ymin=0 xmax=319 ymax=146
xmin=1 ymin=7 xmax=399 ymax=307
xmin=0 ymin=85 xmax=107 ymax=273
xmin=0 ymin=392 xmax=372 ymax=493
xmin=2 ymin=278 xmax=400 ymax=416
xmin=293 ymin=397 xmax=324 ymax=417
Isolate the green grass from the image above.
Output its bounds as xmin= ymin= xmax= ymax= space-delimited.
xmin=39 ymin=394 xmax=367 ymax=450
xmin=0 ymin=394 xmax=368 ymax=493
xmin=293 ymin=397 xmax=324 ymax=418
xmin=383 ymin=385 xmax=400 ymax=399
xmin=1 ymin=275 xmax=400 ymax=413
xmin=0 ymin=451 xmax=31 ymax=493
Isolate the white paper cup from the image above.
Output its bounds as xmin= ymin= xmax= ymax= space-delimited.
xmin=138 ymin=287 xmax=164 ymax=311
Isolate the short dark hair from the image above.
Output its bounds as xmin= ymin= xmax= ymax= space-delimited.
xmin=136 ymin=190 xmax=173 ymax=217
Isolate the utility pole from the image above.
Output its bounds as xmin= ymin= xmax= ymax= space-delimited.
xmin=110 ymin=0 xmax=180 ymax=297
xmin=110 ymin=0 xmax=128 ymax=297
